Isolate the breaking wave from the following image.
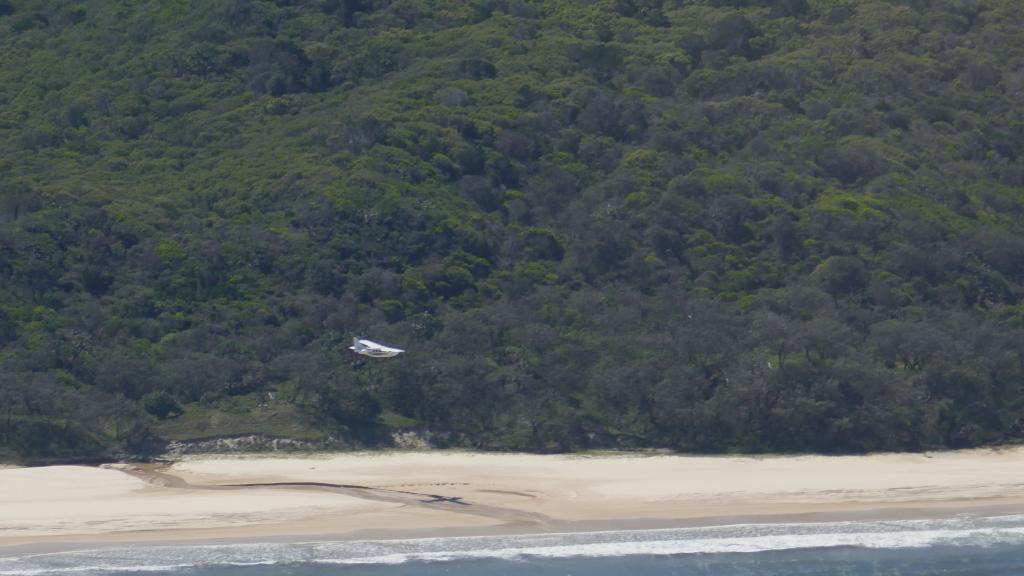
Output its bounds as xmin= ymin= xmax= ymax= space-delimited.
xmin=3 ymin=515 xmax=1024 ymax=575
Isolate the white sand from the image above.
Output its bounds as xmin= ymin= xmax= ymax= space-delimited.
xmin=0 ymin=464 xmax=491 ymax=542
xmin=3 ymin=448 xmax=1024 ymax=546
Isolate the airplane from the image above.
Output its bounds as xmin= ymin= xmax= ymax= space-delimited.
xmin=349 ymin=337 xmax=405 ymax=358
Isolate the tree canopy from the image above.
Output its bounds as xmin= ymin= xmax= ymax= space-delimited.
xmin=2 ymin=0 xmax=1024 ymax=462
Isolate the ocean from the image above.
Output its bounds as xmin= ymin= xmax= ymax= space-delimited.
xmin=3 ymin=515 xmax=1023 ymax=575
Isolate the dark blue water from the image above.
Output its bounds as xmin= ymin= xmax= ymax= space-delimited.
xmin=126 ymin=545 xmax=1024 ymax=576
xmin=4 ymin=516 xmax=1023 ymax=575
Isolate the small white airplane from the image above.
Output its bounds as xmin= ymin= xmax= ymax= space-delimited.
xmin=349 ymin=337 xmax=405 ymax=358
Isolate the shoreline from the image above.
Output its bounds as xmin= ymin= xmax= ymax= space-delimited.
xmin=3 ymin=448 xmax=1024 ymax=552
xmin=5 ymin=502 xmax=1024 ymax=557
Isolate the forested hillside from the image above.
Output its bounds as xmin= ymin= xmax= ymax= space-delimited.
xmin=2 ymin=0 xmax=1024 ymax=462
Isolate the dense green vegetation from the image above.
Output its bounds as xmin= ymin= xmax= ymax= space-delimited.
xmin=3 ymin=0 xmax=1024 ymax=462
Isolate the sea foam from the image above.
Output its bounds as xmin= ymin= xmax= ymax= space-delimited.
xmin=3 ymin=515 xmax=1024 ymax=575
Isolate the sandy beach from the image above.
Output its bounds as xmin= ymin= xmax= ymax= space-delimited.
xmin=2 ymin=448 xmax=1024 ymax=548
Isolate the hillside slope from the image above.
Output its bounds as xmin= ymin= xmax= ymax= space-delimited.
xmin=2 ymin=0 xmax=1024 ymax=461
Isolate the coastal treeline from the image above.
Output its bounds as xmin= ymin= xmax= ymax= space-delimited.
xmin=2 ymin=0 xmax=1024 ymax=462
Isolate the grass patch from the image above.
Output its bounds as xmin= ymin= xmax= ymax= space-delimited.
xmin=153 ymin=395 xmax=329 ymax=441
xmin=379 ymin=410 xmax=420 ymax=428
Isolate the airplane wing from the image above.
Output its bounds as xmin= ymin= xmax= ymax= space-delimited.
xmin=350 ymin=338 xmax=404 ymax=357
xmin=365 ymin=340 xmax=404 ymax=353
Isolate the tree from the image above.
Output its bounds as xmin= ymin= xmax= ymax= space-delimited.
xmin=0 ymin=309 xmax=15 ymax=345
xmin=3 ymin=0 xmax=1024 ymax=460
xmin=318 ymin=380 xmax=382 ymax=427
xmin=812 ymin=256 xmax=868 ymax=300
xmin=143 ymin=391 xmax=183 ymax=420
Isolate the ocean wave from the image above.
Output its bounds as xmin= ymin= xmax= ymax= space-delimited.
xmin=3 ymin=515 xmax=1024 ymax=575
